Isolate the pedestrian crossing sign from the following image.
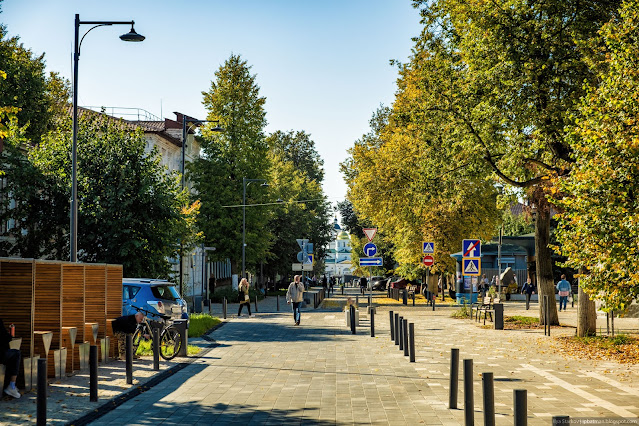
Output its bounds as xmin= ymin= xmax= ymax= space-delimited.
xmin=422 ymin=242 xmax=435 ymax=254
xmin=462 ymin=257 xmax=481 ymax=276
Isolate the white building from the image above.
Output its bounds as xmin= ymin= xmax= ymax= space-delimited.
xmin=324 ymin=218 xmax=352 ymax=278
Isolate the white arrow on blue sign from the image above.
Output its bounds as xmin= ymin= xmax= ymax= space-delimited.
xmin=462 ymin=239 xmax=481 ymax=257
xmin=359 ymin=257 xmax=383 ymax=267
xmin=363 ymin=242 xmax=378 ymax=257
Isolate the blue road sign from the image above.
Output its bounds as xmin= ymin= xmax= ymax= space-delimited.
xmin=296 ymin=238 xmax=308 ymax=249
xmin=306 ymin=254 xmax=314 ymax=264
xmin=297 ymin=251 xmax=305 ymax=262
xmin=422 ymin=242 xmax=435 ymax=254
xmin=462 ymin=257 xmax=481 ymax=276
xmin=359 ymin=257 xmax=383 ymax=267
xmin=363 ymin=242 xmax=378 ymax=257
xmin=462 ymin=239 xmax=481 ymax=257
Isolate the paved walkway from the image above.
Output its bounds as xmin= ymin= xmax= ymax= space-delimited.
xmin=86 ymin=289 xmax=639 ymax=425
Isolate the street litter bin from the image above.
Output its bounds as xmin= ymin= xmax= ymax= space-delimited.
xmin=493 ymin=303 xmax=504 ymax=330
xmin=173 ymin=319 xmax=188 ymax=357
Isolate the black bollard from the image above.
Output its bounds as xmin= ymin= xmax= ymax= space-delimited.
xmin=126 ymin=333 xmax=133 ymax=385
xmin=402 ymin=290 xmax=408 ymax=305
xmin=370 ymin=307 xmax=375 ymax=337
xmin=398 ymin=316 xmax=404 ymax=350
xmin=482 ymin=372 xmax=495 ymax=426
xmin=389 ymin=310 xmax=394 ymax=341
xmin=464 ymin=359 xmax=474 ymax=426
xmin=356 ymin=295 xmax=359 ymax=307
xmin=552 ymin=416 xmax=569 ymax=425
xmin=90 ymin=345 xmax=98 ymax=402
xmin=394 ymin=313 xmax=400 ymax=345
xmin=432 ymin=294 xmax=436 ymax=311
xmin=277 ymin=295 xmax=280 ymax=311
xmin=153 ymin=327 xmax=160 ymax=371
xmin=368 ymin=294 xmax=372 ymax=307
xmin=403 ymin=318 xmax=409 ymax=356
xmin=409 ymin=323 xmax=415 ymax=362
xmin=37 ymin=358 xmax=47 ymax=426
xmin=514 ymin=389 xmax=527 ymax=426
xmin=449 ymin=348 xmax=459 ymax=409
xmin=223 ymin=297 xmax=227 ymax=320
xmin=255 ymin=295 xmax=258 ymax=313
xmin=350 ymin=305 xmax=356 ymax=335
xmin=412 ymin=292 xmax=415 ymax=306
xmin=494 ymin=303 xmax=504 ymax=330
xmin=341 ymin=286 xmax=344 ymax=295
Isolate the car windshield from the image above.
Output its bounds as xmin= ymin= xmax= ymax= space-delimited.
xmin=151 ymin=285 xmax=180 ymax=301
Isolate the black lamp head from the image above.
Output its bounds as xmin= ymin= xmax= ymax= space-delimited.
xmin=120 ymin=23 xmax=145 ymax=42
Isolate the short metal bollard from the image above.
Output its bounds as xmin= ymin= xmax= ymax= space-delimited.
xmin=223 ymin=297 xmax=227 ymax=320
xmin=432 ymin=294 xmax=436 ymax=311
xmin=412 ymin=292 xmax=415 ymax=306
xmin=482 ymin=372 xmax=495 ymax=426
xmin=152 ymin=327 xmax=160 ymax=371
xmin=389 ymin=310 xmax=394 ymax=341
xmin=494 ymin=303 xmax=504 ymax=330
xmin=277 ymin=295 xmax=280 ymax=311
xmin=402 ymin=290 xmax=408 ymax=305
xmin=126 ymin=334 xmax=133 ymax=385
xmin=514 ymin=389 xmax=527 ymax=426
xmin=409 ymin=323 xmax=415 ymax=362
xmin=552 ymin=416 xmax=569 ymax=425
xmin=370 ymin=307 xmax=375 ymax=337
xmin=394 ymin=313 xmax=400 ymax=345
xmin=464 ymin=359 xmax=474 ymax=426
xmin=173 ymin=319 xmax=188 ymax=358
xmin=403 ymin=318 xmax=409 ymax=357
xmin=37 ymin=358 xmax=47 ymax=426
xmin=449 ymin=348 xmax=459 ymax=409
xmin=398 ymin=316 xmax=404 ymax=350
xmin=356 ymin=295 xmax=359 ymax=307
xmin=90 ymin=345 xmax=98 ymax=402
xmin=350 ymin=305 xmax=356 ymax=335
xmin=544 ymin=295 xmax=550 ymax=336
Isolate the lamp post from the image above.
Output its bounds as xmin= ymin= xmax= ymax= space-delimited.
xmin=71 ymin=14 xmax=145 ymax=262
xmin=242 ymin=178 xmax=268 ymax=280
xmin=178 ymin=118 xmax=223 ymax=294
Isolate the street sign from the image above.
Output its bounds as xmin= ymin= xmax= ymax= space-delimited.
xmin=423 ymin=255 xmax=434 ymax=266
xmin=462 ymin=257 xmax=481 ymax=276
xmin=422 ymin=242 xmax=435 ymax=254
xmin=462 ymin=239 xmax=481 ymax=257
xmin=359 ymin=257 xmax=383 ymax=267
xmin=363 ymin=228 xmax=377 ymax=242
xmin=363 ymin=242 xmax=378 ymax=257
xmin=292 ymin=263 xmax=313 ymax=271
xmin=305 ymin=254 xmax=314 ymax=264
xmin=296 ymin=238 xmax=309 ymax=249
xmin=296 ymin=251 xmax=305 ymax=262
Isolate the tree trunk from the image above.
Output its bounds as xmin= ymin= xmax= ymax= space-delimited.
xmin=535 ymin=206 xmax=559 ymax=325
xmin=577 ymin=275 xmax=596 ymax=337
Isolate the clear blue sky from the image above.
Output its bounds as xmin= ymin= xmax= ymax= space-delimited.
xmin=2 ymin=0 xmax=421 ymax=204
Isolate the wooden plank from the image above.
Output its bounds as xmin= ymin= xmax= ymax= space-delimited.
xmin=0 ymin=258 xmax=35 ymax=388
xmin=62 ymin=263 xmax=85 ymax=371
xmin=84 ymin=264 xmax=107 ymax=338
xmin=34 ymin=261 xmax=62 ymax=377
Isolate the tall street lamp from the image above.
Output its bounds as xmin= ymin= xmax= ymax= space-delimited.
xmin=71 ymin=14 xmax=145 ymax=262
xmin=178 ymin=117 xmax=223 ymax=295
xmin=242 ymin=178 xmax=268 ymax=280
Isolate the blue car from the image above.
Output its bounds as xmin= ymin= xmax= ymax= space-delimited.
xmin=122 ymin=278 xmax=189 ymax=321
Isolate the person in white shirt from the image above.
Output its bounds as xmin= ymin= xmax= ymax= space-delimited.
xmin=286 ymin=275 xmax=304 ymax=326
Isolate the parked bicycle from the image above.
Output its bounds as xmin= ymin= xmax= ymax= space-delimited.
xmin=130 ymin=305 xmax=182 ymax=360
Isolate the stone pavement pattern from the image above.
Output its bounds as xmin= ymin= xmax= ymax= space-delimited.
xmin=88 ymin=289 xmax=639 ymax=425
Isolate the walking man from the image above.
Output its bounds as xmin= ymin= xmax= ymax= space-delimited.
xmin=1 ymin=319 xmax=21 ymax=398
xmin=521 ymin=278 xmax=535 ymax=310
xmin=287 ymin=275 xmax=305 ymax=326
xmin=556 ymin=274 xmax=571 ymax=312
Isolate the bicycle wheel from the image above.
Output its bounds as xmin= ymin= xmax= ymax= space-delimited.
xmin=132 ymin=327 xmax=143 ymax=354
xmin=159 ymin=326 xmax=182 ymax=360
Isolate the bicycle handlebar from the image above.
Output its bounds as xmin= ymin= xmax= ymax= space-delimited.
xmin=130 ymin=305 xmax=171 ymax=321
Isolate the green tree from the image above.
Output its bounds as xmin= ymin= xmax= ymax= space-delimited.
xmin=0 ymin=25 xmax=54 ymax=143
xmin=381 ymin=0 xmax=622 ymax=324
xmin=1 ymin=113 xmax=188 ymax=277
xmin=191 ymin=54 xmax=272 ymax=277
xmin=554 ymin=0 xmax=639 ymax=313
xmin=263 ymin=129 xmax=332 ymax=280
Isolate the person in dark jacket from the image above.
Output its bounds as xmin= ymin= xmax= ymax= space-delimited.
xmin=112 ymin=312 xmax=147 ymax=359
xmin=521 ymin=278 xmax=536 ymax=310
xmin=359 ymin=276 xmax=368 ymax=295
xmin=0 ymin=319 xmax=21 ymax=398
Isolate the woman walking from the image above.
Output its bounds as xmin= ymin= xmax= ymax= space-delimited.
xmin=238 ymin=278 xmax=253 ymax=317
xmin=287 ymin=275 xmax=305 ymax=325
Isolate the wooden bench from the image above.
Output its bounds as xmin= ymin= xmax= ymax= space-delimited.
xmin=481 ymin=297 xmax=501 ymax=325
